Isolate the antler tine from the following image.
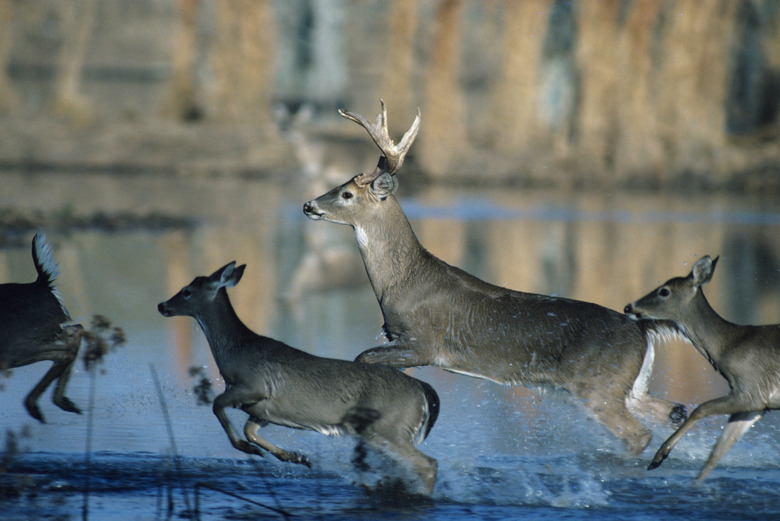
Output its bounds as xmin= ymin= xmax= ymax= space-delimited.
xmin=338 ymin=100 xmax=421 ymax=183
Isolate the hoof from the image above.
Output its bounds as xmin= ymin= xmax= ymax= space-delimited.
xmin=56 ymin=397 xmax=82 ymax=415
xmin=669 ymin=403 xmax=687 ymax=425
xmin=285 ymin=451 xmax=312 ymax=468
xmin=24 ymin=402 xmax=46 ymax=424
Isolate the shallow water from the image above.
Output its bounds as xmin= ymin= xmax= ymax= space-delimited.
xmin=1 ymin=170 xmax=779 ymax=519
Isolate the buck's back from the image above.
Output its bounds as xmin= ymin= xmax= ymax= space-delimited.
xmin=383 ymin=263 xmax=645 ymax=383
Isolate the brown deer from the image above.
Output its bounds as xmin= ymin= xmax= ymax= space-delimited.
xmin=0 ymin=233 xmax=83 ymax=423
xmin=625 ymin=255 xmax=780 ymax=480
xmin=158 ymin=261 xmax=439 ymax=494
xmin=303 ymin=100 xmax=685 ymax=455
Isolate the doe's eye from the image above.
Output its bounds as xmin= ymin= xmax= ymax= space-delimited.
xmin=341 ymin=191 xmax=353 ymax=200
xmin=182 ymin=288 xmax=192 ymax=298
xmin=658 ymin=288 xmax=670 ymax=297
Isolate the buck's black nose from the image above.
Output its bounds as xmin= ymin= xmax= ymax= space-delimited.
xmin=303 ymin=202 xmax=313 ymax=214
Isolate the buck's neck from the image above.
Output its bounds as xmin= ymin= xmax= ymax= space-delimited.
xmin=676 ymin=291 xmax=738 ymax=369
xmin=193 ymin=290 xmax=254 ymax=367
xmin=353 ymin=196 xmax=428 ymax=302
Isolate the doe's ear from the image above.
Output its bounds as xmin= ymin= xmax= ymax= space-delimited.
xmin=370 ymin=172 xmax=396 ymax=199
xmin=690 ymin=255 xmax=718 ymax=287
xmin=209 ymin=261 xmax=246 ymax=289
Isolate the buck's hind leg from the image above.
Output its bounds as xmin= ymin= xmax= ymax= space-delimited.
xmin=582 ymin=386 xmax=652 ymax=455
xmin=243 ymin=419 xmax=312 ymax=468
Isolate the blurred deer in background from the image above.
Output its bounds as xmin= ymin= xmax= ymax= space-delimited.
xmin=625 ymin=255 xmax=780 ymax=480
xmin=303 ymin=100 xmax=686 ymax=455
xmin=0 ymin=233 xmax=83 ymax=423
xmin=275 ymin=102 xmax=369 ymax=304
xmin=158 ymin=261 xmax=439 ymax=494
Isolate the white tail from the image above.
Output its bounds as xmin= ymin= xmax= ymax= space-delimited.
xmin=158 ymin=261 xmax=439 ymax=494
xmin=303 ymin=101 xmax=685 ymax=455
xmin=0 ymin=233 xmax=83 ymax=423
xmin=625 ymin=255 xmax=780 ymax=480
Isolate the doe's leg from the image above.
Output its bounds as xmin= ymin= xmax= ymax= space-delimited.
xmin=212 ymin=390 xmax=265 ymax=457
xmin=696 ymin=410 xmax=764 ymax=480
xmin=649 ymin=395 xmax=749 ymax=471
xmin=243 ymin=419 xmax=312 ymax=467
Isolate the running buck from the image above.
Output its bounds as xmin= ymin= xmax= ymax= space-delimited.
xmin=158 ymin=261 xmax=439 ymax=494
xmin=303 ymin=100 xmax=686 ymax=455
xmin=0 ymin=233 xmax=83 ymax=423
xmin=625 ymin=255 xmax=780 ymax=480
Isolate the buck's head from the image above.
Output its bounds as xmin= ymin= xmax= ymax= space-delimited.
xmin=303 ymin=100 xmax=420 ymax=227
xmin=158 ymin=261 xmax=246 ymax=318
xmin=624 ymin=255 xmax=719 ymax=322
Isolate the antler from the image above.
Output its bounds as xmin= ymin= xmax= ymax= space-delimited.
xmin=338 ymin=99 xmax=421 ymax=185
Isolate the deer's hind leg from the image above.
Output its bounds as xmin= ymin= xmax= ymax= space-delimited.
xmin=360 ymin=432 xmax=437 ymax=495
xmin=51 ymin=328 xmax=83 ymax=414
xmin=22 ymin=341 xmax=81 ymax=423
xmin=581 ymin=385 xmax=652 ymax=455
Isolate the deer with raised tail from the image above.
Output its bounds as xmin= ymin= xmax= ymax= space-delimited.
xmin=625 ymin=255 xmax=780 ymax=480
xmin=0 ymin=233 xmax=83 ymax=423
xmin=157 ymin=261 xmax=439 ymax=494
xmin=302 ymin=100 xmax=686 ymax=455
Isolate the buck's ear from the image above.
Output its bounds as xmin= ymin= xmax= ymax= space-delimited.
xmin=370 ymin=172 xmax=396 ymax=198
xmin=690 ymin=255 xmax=717 ymax=287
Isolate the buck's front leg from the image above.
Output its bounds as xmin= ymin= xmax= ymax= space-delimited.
xmin=354 ymin=342 xmax=431 ymax=368
xmin=244 ymin=419 xmax=312 ymax=468
xmin=212 ymin=389 xmax=266 ymax=457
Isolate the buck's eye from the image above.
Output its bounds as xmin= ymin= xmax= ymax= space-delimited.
xmin=182 ymin=288 xmax=192 ymax=298
xmin=658 ymin=288 xmax=670 ymax=297
xmin=341 ymin=191 xmax=353 ymax=200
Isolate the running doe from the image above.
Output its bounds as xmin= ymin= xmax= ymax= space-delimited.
xmin=158 ymin=261 xmax=439 ymax=494
xmin=303 ymin=100 xmax=685 ymax=455
xmin=625 ymin=255 xmax=780 ymax=479
xmin=0 ymin=233 xmax=83 ymax=423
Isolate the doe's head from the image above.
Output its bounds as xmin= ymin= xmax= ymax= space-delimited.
xmin=158 ymin=261 xmax=245 ymax=318
xmin=624 ymin=255 xmax=718 ymax=321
